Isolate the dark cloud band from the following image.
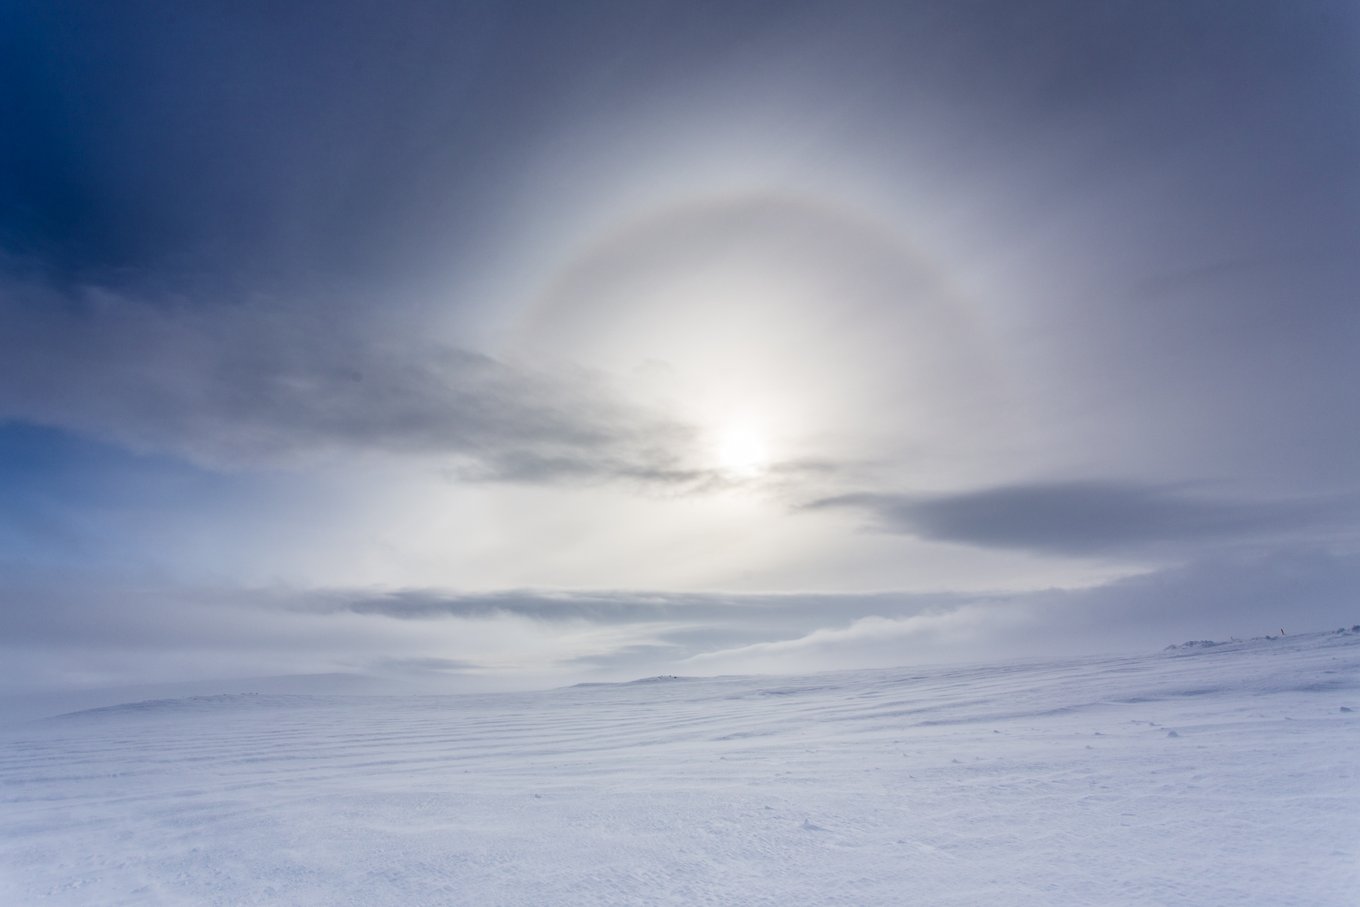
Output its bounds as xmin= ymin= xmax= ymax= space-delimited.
xmin=810 ymin=482 xmax=1360 ymax=556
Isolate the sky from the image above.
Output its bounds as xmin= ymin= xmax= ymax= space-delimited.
xmin=2 ymin=0 xmax=1358 ymax=698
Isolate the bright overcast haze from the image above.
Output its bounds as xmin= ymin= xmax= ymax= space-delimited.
xmin=2 ymin=0 xmax=1358 ymax=701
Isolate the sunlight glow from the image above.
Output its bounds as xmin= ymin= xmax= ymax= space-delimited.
xmin=715 ymin=424 xmax=770 ymax=478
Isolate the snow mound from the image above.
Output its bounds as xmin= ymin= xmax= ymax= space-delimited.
xmin=1164 ymin=639 xmax=1226 ymax=651
xmin=624 ymin=674 xmax=696 ymax=685
xmin=571 ymin=674 xmax=698 ymax=688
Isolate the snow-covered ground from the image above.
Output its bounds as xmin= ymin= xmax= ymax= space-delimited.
xmin=2 ymin=630 xmax=1357 ymax=906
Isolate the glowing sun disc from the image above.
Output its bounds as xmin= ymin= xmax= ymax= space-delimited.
xmin=715 ymin=425 xmax=769 ymax=477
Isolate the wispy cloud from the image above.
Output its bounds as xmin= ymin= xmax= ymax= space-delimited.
xmin=7 ymin=547 xmax=1358 ymax=694
xmin=0 ymin=271 xmax=718 ymax=486
xmin=685 ymin=547 xmax=1360 ymax=674
xmin=684 ymin=608 xmax=1017 ymax=672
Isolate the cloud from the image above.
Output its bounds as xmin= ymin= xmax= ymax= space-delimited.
xmin=303 ymin=587 xmax=979 ymax=635
xmin=0 ymin=565 xmax=981 ymax=692
xmin=0 ymin=270 xmax=714 ymax=485
xmin=331 ymin=589 xmax=725 ymax=623
xmin=367 ymin=657 xmax=496 ymax=676
xmin=7 ymin=545 xmax=1359 ymax=696
xmin=810 ymin=482 xmax=1359 ymax=557
xmin=0 ymin=571 xmax=698 ymax=693
xmin=684 ymin=607 xmax=1024 ymax=675
xmin=683 ymin=546 xmax=1360 ymax=675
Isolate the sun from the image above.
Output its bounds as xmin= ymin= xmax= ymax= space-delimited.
xmin=714 ymin=424 xmax=770 ymax=478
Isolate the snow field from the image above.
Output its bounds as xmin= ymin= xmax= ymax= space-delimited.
xmin=1 ymin=630 xmax=1357 ymax=905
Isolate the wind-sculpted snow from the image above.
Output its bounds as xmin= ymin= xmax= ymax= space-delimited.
xmin=2 ymin=633 xmax=1357 ymax=905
